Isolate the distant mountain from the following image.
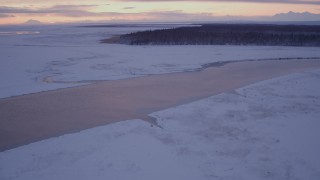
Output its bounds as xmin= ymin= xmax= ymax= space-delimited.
xmin=25 ymin=19 xmax=42 ymax=25
xmin=272 ymin=11 xmax=320 ymax=21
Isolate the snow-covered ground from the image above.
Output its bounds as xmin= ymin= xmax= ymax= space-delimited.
xmin=1 ymin=24 xmax=320 ymax=179
xmin=1 ymin=24 xmax=320 ymax=98
xmin=1 ymin=69 xmax=320 ymax=180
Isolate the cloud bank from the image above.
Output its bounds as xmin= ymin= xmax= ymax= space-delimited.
xmin=116 ymin=0 xmax=320 ymax=5
xmin=0 ymin=14 xmax=15 ymax=18
xmin=0 ymin=2 xmax=320 ymax=24
xmin=0 ymin=5 xmax=101 ymax=17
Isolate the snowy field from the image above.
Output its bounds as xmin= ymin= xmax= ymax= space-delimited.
xmin=1 ymin=24 xmax=320 ymax=180
xmin=1 ymin=69 xmax=320 ymax=180
xmin=1 ymin=24 xmax=320 ymax=98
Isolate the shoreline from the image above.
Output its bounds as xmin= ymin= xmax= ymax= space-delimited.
xmin=1 ymin=57 xmax=320 ymax=101
xmin=105 ymin=24 xmax=320 ymax=46
xmin=1 ymin=59 xmax=320 ymax=151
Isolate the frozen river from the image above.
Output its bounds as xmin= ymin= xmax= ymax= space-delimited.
xmin=1 ymin=24 xmax=320 ymax=180
xmin=1 ymin=24 xmax=320 ymax=98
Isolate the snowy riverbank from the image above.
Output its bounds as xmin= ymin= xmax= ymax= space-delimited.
xmin=1 ymin=69 xmax=320 ymax=180
xmin=1 ymin=24 xmax=320 ymax=180
xmin=1 ymin=25 xmax=320 ymax=98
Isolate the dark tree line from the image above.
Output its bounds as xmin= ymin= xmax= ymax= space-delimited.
xmin=116 ymin=24 xmax=320 ymax=46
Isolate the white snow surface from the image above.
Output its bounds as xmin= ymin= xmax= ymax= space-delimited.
xmin=1 ymin=69 xmax=320 ymax=180
xmin=1 ymin=24 xmax=320 ymax=98
xmin=1 ymin=24 xmax=320 ymax=179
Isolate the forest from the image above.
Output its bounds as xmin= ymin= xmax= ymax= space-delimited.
xmin=107 ymin=24 xmax=320 ymax=46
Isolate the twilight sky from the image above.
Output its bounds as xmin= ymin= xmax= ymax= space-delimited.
xmin=0 ymin=0 xmax=320 ymax=24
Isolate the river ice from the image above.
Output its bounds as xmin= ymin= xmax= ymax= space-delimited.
xmin=1 ymin=24 xmax=320 ymax=180
xmin=1 ymin=24 xmax=320 ymax=98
